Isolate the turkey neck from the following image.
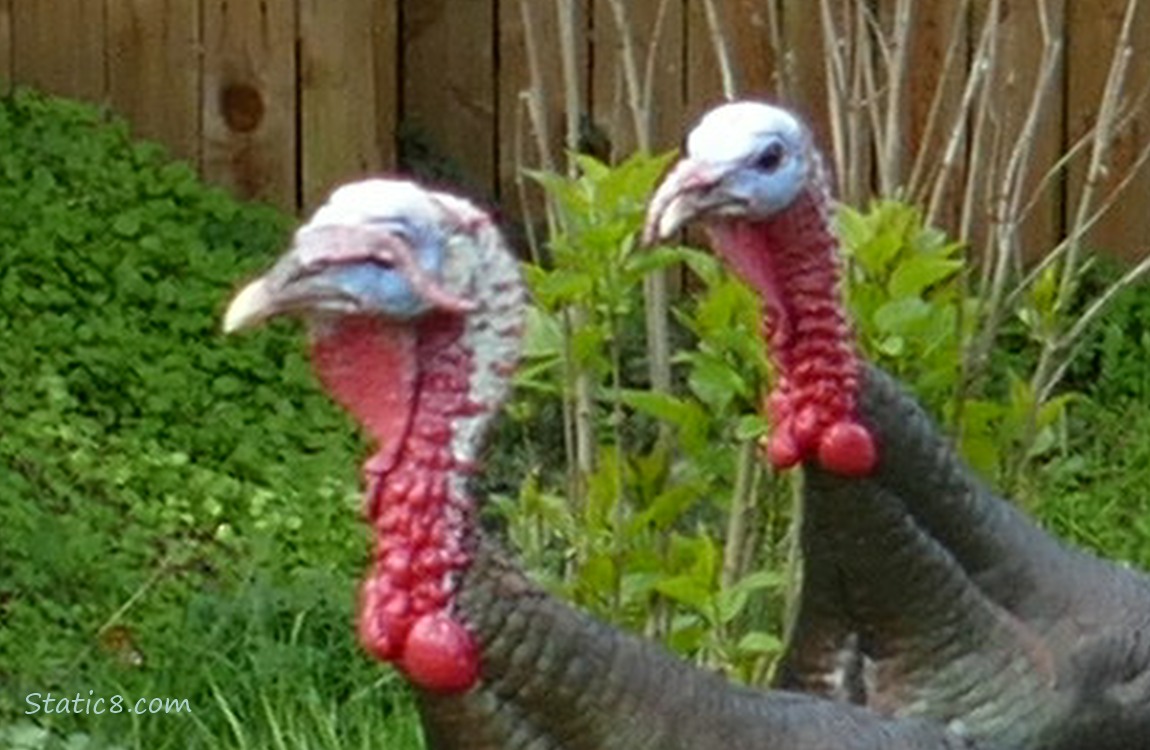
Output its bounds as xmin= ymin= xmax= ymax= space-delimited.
xmin=309 ymin=241 xmax=524 ymax=694
xmin=709 ymin=185 xmax=875 ymax=476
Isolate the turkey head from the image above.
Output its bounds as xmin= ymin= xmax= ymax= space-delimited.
xmin=225 ymin=180 xmax=525 ymax=693
xmin=645 ymin=103 xmax=875 ymax=476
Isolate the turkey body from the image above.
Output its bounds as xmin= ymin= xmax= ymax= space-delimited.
xmin=223 ymin=177 xmax=984 ymax=750
xmin=420 ymin=539 xmax=982 ymax=750
xmin=786 ymin=365 xmax=1150 ymax=750
xmin=644 ymin=100 xmax=1150 ymax=750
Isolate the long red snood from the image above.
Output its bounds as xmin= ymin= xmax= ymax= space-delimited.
xmin=311 ymin=314 xmax=481 ymax=693
xmin=707 ymin=189 xmax=877 ymax=476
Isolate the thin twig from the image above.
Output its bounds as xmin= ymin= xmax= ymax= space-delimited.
xmin=606 ymin=0 xmax=651 ymax=150
xmin=555 ymin=0 xmax=596 ymax=503
xmin=907 ymin=0 xmax=972 ymax=201
xmin=641 ymin=0 xmax=676 ymax=116
xmin=974 ymin=10 xmax=1062 ymax=380
xmin=701 ymin=0 xmax=740 ymax=98
xmin=1044 ymin=251 xmax=1150 ymax=400
xmin=721 ymin=440 xmax=759 ymax=592
xmin=520 ymin=0 xmax=557 ymax=175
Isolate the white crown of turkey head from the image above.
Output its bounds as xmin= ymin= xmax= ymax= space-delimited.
xmin=646 ymin=101 xmax=815 ymax=242
xmin=224 ymin=178 xmax=525 ymax=694
xmin=645 ymin=101 xmax=876 ymax=477
xmin=224 ymin=179 xmax=500 ymax=333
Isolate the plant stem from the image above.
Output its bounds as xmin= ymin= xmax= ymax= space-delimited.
xmin=701 ymin=0 xmax=739 ymax=98
xmin=721 ymin=439 xmax=759 ymax=593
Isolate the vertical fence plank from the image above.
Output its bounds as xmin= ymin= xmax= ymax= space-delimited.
xmin=590 ymin=0 xmax=684 ymax=159
xmin=590 ymin=0 xmax=624 ymax=157
xmin=1067 ymin=0 xmax=1150 ymax=262
xmin=780 ymin=0 xmax=831 ymax=157
xmin=402 ymin=0 xmax=496 ymax=200
xmin=0 ymin=0 xmax=11 ymax=93
xmin=686 ymin=0 xmax=778 ymax=120
xmin=107 ymin=0 xmax=200 ymax=164
xmin=646 ymin=0 xmax=685 ymax=154
xmin=496 ymin=0 xmax=568 ymax=228
xmin=201 ymin=0 xmax=297 ymax=210
xmin=898 ymin=0 xmax=969 ymax=233
xmin=373 ymin=0 xmax=399 ymax=172
xmin=300 ymin=0 xmax=390 ymax=212
xmin=977 ymin=0 xmax=1065 ymax=263
xmin=903 ymin=0 xmax=966 ymax=163
xmin=12 ymin=0 xmax=106 ymax=101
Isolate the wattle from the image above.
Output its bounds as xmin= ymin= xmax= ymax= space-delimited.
xmin=311 ymin=316 xmax=419 ymax=477
xmin=714 ymin=191 xmax=878 ymax=477
xmin=313 ymin=314 xmax=482 ymax=693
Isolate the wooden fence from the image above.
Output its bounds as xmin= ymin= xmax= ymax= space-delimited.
xmin=1 ymin=0 xmax=1149 ymax=262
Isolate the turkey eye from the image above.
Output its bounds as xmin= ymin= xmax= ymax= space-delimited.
xmin=753 ymin=142 xmax=786 ymax=173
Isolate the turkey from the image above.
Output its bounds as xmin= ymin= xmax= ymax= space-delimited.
xmin=222 ymin=178 xmax=982 ymax=749
xmin=645 ymin=100 xmax=1150 ymax=749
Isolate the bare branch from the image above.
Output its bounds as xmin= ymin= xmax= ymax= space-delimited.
xmin=701 ymin=0 xmax=740 ymax=98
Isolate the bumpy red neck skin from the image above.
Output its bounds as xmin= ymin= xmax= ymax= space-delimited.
xmin=707 ymin=187 xmax=877 ymax=476
xmin=310 ymin=314 xmax=485 ymax=693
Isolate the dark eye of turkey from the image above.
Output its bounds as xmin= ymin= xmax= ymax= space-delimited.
xmin=753 ymin=141 xmax=786 ymax=173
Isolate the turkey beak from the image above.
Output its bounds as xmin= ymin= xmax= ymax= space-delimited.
xmin=224 ymin=225 xmax=477 ymax=334
xmin=643 ymin=158 xmax=728 ymax=244
xmin=223 ymin=226 xmax=377 ymax=334
xmin=223 ymin=276 xmax=280 ymax=333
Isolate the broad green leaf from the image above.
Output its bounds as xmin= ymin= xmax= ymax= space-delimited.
xmin=888 ymin=254 xmax=963 ymax=298
xmin=734 ymin=414 xmax=768 ymax=441
xmin=654 ymin=574 xmax=713 ymax=614
xmin=687 ymin=353 xmax=749 ymax=411
xmin=873 ymin=297 xmax=933 ymax=334
xmin=736 ymin=631 xmax=783 ymax=656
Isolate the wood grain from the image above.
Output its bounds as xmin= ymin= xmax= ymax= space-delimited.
xmin=106 ymin=0 xmax=201 ymax=164
xmin=496 ymin=0 xmax=569 ymax=229
xmin=591 ymin=0 xmax=684 ymax=159
xmin=1066 ymin=0 xmax=1150 ymax=262
xmin=0 ymin=0 xmax=11 ymax=93
xmin=12 ymin=0 xmax=106 ymax=101
xmin=201 ymin=0 xmax=297 ymax=209
xmin=978 ymin=0 xmax=1065 ymax=264
xmin=402 ymin=0 xmax=497 ymax=201
xmin=299 ymin=0 xmax=390 ymax=212
xmin=685 ymin=0 xmax=778 ymax=118
xmin=902 ymin=0 xmax=969 ymax=233
xmin=373 ymin=0 xmax=399 ymax=173
xmin=781 ymin=0 xmax=832 ymax=156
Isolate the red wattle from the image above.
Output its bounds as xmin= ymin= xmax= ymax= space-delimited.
xmin=358 ymin=575 xmax=406 ymax=661
xmin=312 ymin=316 xmax=418 ymax=476
xmin=711 ymin=190 xmax=880 ymax=479
xmin=401 ymin=613 xmax=480 ymax=693
xmin=764 ymin=428 xmax=802 ymax=470
xmin=817 ymin=420 xmax=877 ymax=476
xmin=312 ymin=314 xmax=483 ymax=693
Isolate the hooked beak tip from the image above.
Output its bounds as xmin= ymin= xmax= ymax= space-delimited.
xmin=643 ymin=159 xmax=714 ymax=246
xmin=223 ymin=277 xmax=275 ymax=334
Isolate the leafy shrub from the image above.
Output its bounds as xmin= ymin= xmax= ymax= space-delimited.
xmin=490 ymin=153 xmax=791 ymax=681
xmin=837 ymin=199 xmax=1073 ymax=485
xmin=0 ymin=89 xmax=409 ymax=746
xmin=1063 ymin=258 xmax=1150 ymax=404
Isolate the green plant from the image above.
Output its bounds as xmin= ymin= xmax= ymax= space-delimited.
xmin=487 ymin=151 xmax=790 ymax=681
xmin=836 ymin=199 xmax=1076 ymax=487
xmin=0 ymin=88 xmax=403 ymax=747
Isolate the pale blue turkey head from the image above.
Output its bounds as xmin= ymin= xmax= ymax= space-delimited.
xmin=645 ymin=101 xmax=815 ymax=241
xmin=224 ymin=179 xmax=478 ymax=333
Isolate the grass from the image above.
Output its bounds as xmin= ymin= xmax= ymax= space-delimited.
xmin=1033 ymin=398 xmax=1150 ymax=569
xmin=1 ymin=565 xmax=426 ymax=750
